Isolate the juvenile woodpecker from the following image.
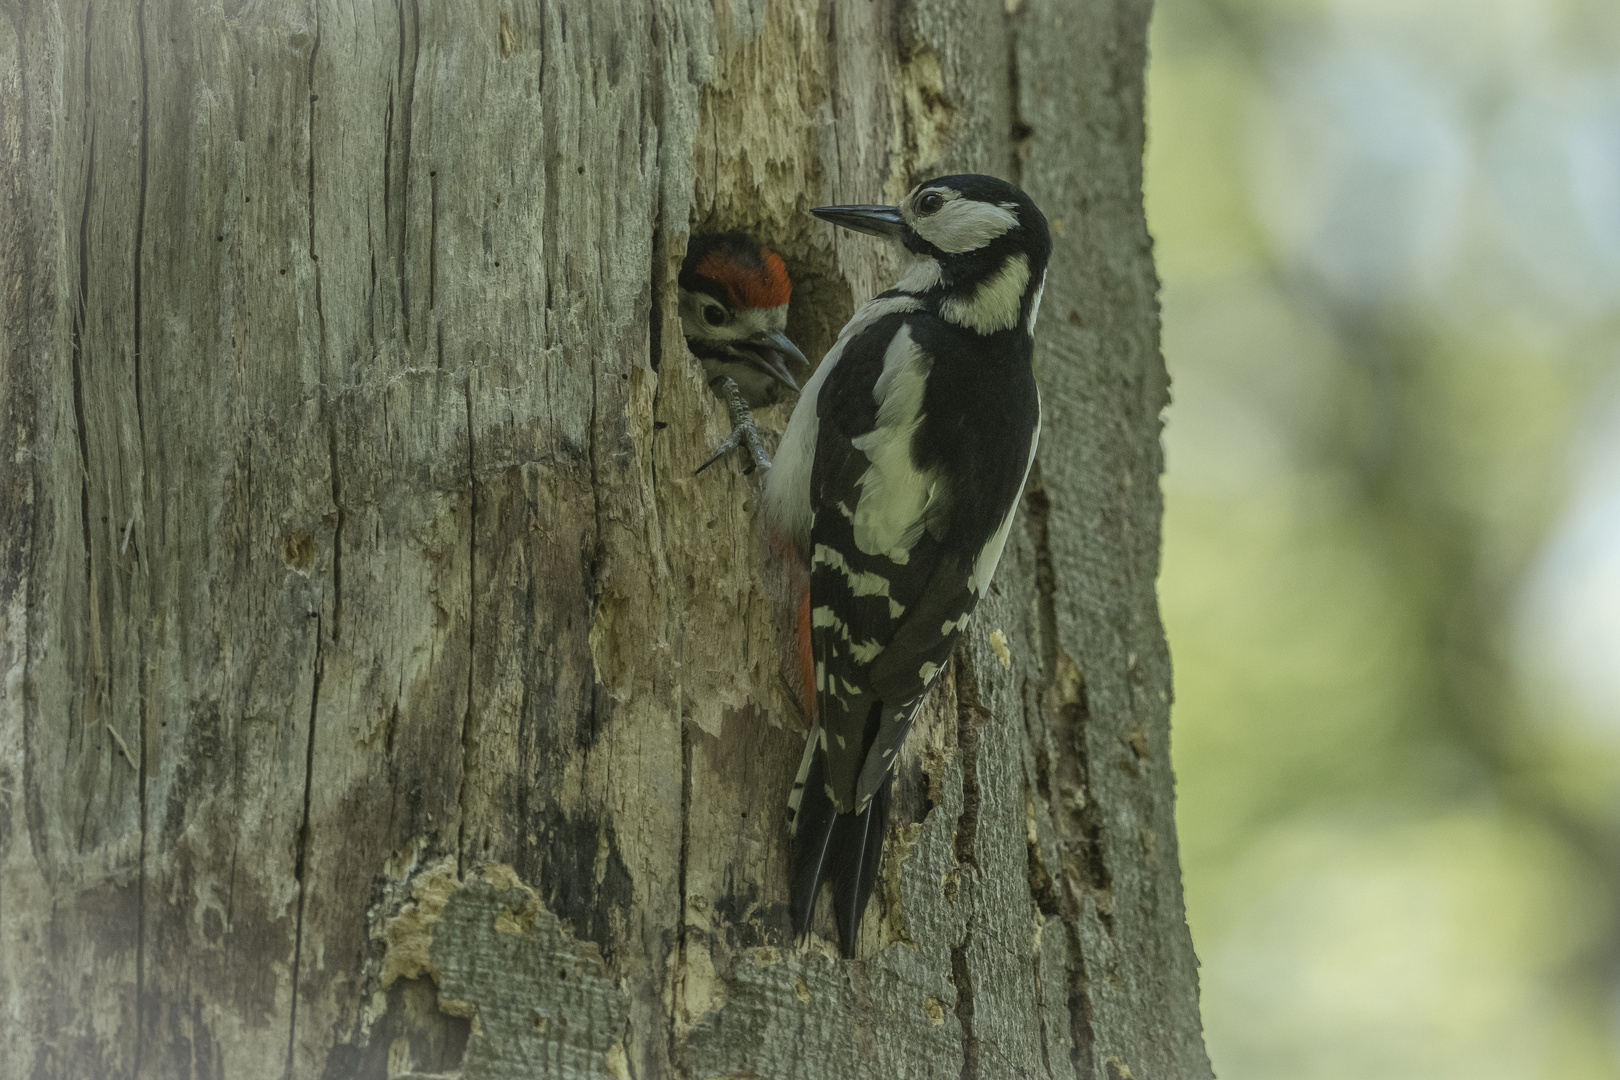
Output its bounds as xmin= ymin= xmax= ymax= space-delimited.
xmin=679 ymin=232 xmax=810 ymax=473
xmin=764 ymin=175 xmax=1050 ymax=957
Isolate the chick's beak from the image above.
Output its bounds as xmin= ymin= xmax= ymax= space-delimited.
xmin=739 ymin=328 xmax=807 ymax=392
xmin=810 ymin=204 xmax=906 ymax=239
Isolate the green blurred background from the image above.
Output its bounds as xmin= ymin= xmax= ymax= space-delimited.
xmin=1145 ymin=0 xmax=1620 ymax=1074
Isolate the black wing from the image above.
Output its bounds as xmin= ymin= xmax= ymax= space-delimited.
xmin=808 ymin=314 xmax=1039 ymax=811
xmin=792 ymin=311 xmax=1038 ymax=955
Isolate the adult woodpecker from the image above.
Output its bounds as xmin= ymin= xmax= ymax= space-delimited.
xmin=764 ymin=174 xmax=1050 ymax=957
xmin=679 ymin=232 xmax=810 ymax=473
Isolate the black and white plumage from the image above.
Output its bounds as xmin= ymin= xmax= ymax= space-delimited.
xmin=764 ymin=175 xmax=1051 ymax=956
xmin=679 ymin=232 xmax=809 ymax=473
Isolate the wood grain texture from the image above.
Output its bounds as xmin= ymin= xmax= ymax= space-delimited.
xmin=0 ymin=1 xmax=1211 ymax=1077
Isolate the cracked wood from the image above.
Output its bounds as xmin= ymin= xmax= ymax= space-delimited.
xmin=0 ymin=2 xmax=1210 ymax=1078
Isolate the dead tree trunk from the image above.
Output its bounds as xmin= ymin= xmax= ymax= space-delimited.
xmin=1 ymin=1 xmax=1209 ymax=1077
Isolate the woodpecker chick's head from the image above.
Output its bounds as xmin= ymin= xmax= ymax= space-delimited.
xmin=811 ymin=175 xmax=1051 ymax=336
xmin=679 ymin=232 xmax=809 ymax=405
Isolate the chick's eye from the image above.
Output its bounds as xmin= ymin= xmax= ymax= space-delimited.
xmin=919 ymin=192 xmax=944 ymax=215
xmin=703 ymin=305 xmax=726 ymax=326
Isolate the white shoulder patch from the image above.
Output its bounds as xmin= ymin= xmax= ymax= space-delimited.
xmin=848 ymin=326 xmax=937 ymax=564
xmin=939 ymin=253 xmax=1030 ymax=335
xmin=764 ymin=295 xmax=922 ymax=549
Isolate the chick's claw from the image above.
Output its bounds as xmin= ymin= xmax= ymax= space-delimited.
xmin=695 ymin=376 xmax=772 ymax=475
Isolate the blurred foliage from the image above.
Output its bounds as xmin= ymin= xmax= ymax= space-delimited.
xmin=1146 ymin=0 xmax=1620 ymax=1075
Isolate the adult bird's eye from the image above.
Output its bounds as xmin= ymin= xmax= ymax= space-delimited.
xmin=919 ymin=192 xmax=944 ymax=215
xmin=704 ymin=305 xmax=726 ymax=326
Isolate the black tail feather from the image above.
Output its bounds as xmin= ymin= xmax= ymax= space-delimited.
xmin=832 ymin=777 xmax=890 ymax=957
xmin=790 ymin=748 xmax=893 ymax=958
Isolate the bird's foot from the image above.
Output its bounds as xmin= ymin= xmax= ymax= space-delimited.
xmin=695 ymin=377 xmax=772 ymax=475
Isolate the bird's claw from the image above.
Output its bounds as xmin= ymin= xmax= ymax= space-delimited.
xmin=695 ymin=377 xmax=772 ymax=475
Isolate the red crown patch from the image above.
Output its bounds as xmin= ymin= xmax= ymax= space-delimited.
xmin=695 ymin=246 xmax=792 ymax=311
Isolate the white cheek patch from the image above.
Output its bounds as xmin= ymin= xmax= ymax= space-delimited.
xmin=849 ymin=327 xmax=936 ymax=564
xmin=917 ymin=200 xmax=1020 ymax=253
xmin=939 ymin=253 xmax=1030 ymax=335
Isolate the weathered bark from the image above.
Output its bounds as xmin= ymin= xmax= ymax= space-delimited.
xmin=0 ymin=1 xmax=1208 ymax=1077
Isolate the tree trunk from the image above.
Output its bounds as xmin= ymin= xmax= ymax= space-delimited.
xmin=0 ymin=1 xmax=1208 ymax=1077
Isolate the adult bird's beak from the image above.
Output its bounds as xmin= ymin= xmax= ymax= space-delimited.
xmin=810 ymin=204 xmax=906 ymax=239
xmin=739 ymin=328 xmax=807 ymax=392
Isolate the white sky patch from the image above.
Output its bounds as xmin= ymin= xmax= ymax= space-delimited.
xmin=1518 ymin=396 xmax=1620 ymax=732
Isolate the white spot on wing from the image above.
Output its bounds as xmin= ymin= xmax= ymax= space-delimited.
xmin=813 ymin=604 xmax=885 ymax=664
xmin=919 ymin=661 xmax=939 ymax=684
xmin=941 ymin=612 xmax=971 ymax=635
xmin=811 ymin=606 xmax=844 ymax=629
xmin=939 ymin=253 xmax=1030 ymax=335
xmin=814 ymin=544 xmax=898 ymax=603
xmin=850 ymin=639 xmax=883 ymax=663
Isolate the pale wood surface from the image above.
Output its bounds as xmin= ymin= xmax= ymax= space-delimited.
xmin=0 ymin=1 xmax=1210 ymax=1076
